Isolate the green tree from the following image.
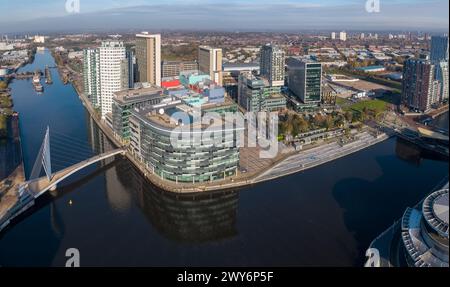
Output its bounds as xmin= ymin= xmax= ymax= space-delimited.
xmin=324 ymin=115 xmax=334 ymax=130
xmin=298 ymin=117 xmax=309 ymax=133
xmin=344 ymin=111 xmax=353 ymax=123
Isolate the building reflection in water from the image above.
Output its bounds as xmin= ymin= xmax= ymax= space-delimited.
xmin=115 ymin=158 xmax=239 ymax=243
xmin=395 ymin=137 xmax=448 ymax=165
xmin=86 ymin=112 xmax=239 ymax=243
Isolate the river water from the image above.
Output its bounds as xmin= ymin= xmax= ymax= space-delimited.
xmin=0 ymin=50 xmax=448 ymax=267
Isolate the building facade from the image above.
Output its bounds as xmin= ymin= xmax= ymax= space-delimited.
xmin=120 ymin=58 xmax=130 ymax=91
xmin=126 ymin=50 xmax=135 ymax=88
xmin=112 ymin=86 xmax=165 ymax=141
xmin=402 ymin=58 xmax=439 ymax=112
xmin=430 ymin=35 xmax=449 ymax=64
xmin=135 ymin=32 xmax=161 ymax=86
xmin=238 ymin=73 xmax=286 ymax=112
xmin=179 ymin=70 xmax=210 ymax=87
xmin=439 ymin=61 xmax=449 ymax=101
xmin=430 ymin=36 xmax=449 ymax=102
xmin=198 ymin=46 xmax=223 ymax=85
xmin=287 ymin=57 xmax=322 ymax=104
xmin=162 ymin=61 xmax=199 ymax=78
xmin=83 ymin=48 xmax=100 ymax=107
xmin=99 ymin=41 xmax=126 ymax=117
xmin=260 ymin=44 xmax=285 ymax=87
xmin=340 ymin=31 xmax=347 ymax=41
xmin=400 ymin=188 xmax=448 ymax=267
xmin=129 ymin=104 xmax=240 ymax=183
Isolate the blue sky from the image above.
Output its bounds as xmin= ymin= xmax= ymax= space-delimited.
xmin=1 ymin=0 xmax=449 ymax=33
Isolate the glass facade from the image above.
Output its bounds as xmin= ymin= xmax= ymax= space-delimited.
xmin=238 ymin=74 xmax=286 ymax=112
xmin=130 ymin=108 xmax=240 ymax=183
xmin=83 ymin=49 xmax=100 ymax=107
xmin=287 ymin=58 xmax=322 ymax=104
xmin=112 ymin=90 xmax=164 ymax=141
xmin=305 ymin=63 xmax=322 ymax=103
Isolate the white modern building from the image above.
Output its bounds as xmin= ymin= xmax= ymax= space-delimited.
xmin=83 ymin=49 xmax=100 ymax=107
xmin=33 ymin=35 xmax=45 ymax=44
xmin=340 ymin=31 xmax=347 ymax=42
xmin=331 ymin=32 xmax=336 ymax=40
xmin=99 ymin=41 xmax=126 ymax=118
xmin=439 ymin=61 xmax=449 ymax=101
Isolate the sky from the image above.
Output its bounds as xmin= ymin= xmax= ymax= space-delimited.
xmin=1 ymin=0 xmax=449 ymax=33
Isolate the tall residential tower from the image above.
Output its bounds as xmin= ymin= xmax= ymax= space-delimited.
xmin=135 ymin=32 xmax=161 ymax=86
xmin=198 ymin=46 xmax=223 ymax=85
xmin=99 ymin=41 xmax=126 ymax=118
xmin=430 ymin=35 xmax=449 ymax=101
xmin=402 ymin=58 xmax=440 ymax=112
xmin=260 ymin=44 xmax=285 ymax=87
xmin=83 ymin=49 xmax=100 ymax=107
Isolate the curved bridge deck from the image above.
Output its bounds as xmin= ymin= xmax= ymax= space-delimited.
xmin=27 ymin=148 xmax=125 ymax=198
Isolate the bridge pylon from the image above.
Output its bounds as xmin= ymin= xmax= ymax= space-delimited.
xmin=30 ymin=126 xmax=53 ymax=182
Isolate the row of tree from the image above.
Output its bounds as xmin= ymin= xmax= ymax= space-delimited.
xmin=279 ymin=112 xmax=352 ymax=138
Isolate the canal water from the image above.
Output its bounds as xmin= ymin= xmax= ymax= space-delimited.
xmin=433 ymin=111 xmax=449 ymax=132
xmin=0 ymin=50 xmax=448 ymax=267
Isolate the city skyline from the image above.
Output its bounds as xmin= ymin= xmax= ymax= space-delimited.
xmin=1 ymin=0 xmax=449 ymax=34
xmin=0 ymin=0 xmax=448 ymax=270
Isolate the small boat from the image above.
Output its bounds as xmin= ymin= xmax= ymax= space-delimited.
xmin=34 ymin=83 xmax=43 ymax=92
xmin=32 ymin=74 xmax=40 ymax=84
xmin=32 ymin=70 xmax=44 ymax=92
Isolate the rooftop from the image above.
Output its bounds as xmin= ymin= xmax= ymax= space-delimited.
xmin=134 ymin=100 xmax=239 ymax=132
xmin=113 ymin=86 xmax=164 ymax=105
xmin=423 ymin=188 xmax=449 ymax=237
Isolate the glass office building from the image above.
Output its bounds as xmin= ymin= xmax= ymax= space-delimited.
xmin=129 ymin=103 xmax=240 ymax=183
xmin=238 ymin=73 xmax=286 ymax=112
xmin=287 ymin=57 xmax=322 ymax=104
xmin=112 ymin=86 xmax=165 ymax=141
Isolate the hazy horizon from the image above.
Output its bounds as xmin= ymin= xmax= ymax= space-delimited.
xmin=1 ymin=0 xmax=449 ymax=34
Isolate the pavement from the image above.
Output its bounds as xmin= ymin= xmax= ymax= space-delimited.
xmin=255 ymin=131 xmax=390 ymax=182
xmin=0 ymin=164 xmax=24 ymax=221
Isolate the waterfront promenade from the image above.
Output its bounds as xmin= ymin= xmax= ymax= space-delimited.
xmin=72 ymin=72 xmax=390 ymax=193
xmin=255 ymin=132 xmax=391 ymax=183
xmin=0 ymin=164 xmax=24 ymax=221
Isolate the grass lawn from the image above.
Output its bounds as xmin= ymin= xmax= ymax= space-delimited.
xmin=336 ymin=97 xmax=351 ymax=106
xmin=378 ymin=92 xmax=401 ymax=106
xmin=345 ymin=99 xmax=388 ymax=115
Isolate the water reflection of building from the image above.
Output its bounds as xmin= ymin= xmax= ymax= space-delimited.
xmin=395 ymin=138 xmax=423 ymax=165
xmin=85 ymin=111 xmax=239 ymax=242
xmin=86 ymin=114 xmax=115 ymax=162
xmin=395 ymin=137 xmax=448 ymax=165
xmin=86 ymin=113 xmax=131 ymax=211
xmin=0 ymin=114 xmax=22 ymax=179
xmin=114 ymin=158 xmax=239 ymax=243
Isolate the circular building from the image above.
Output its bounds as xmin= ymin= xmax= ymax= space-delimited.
xmin=401 ymin=188 xmax=449 ymax=267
